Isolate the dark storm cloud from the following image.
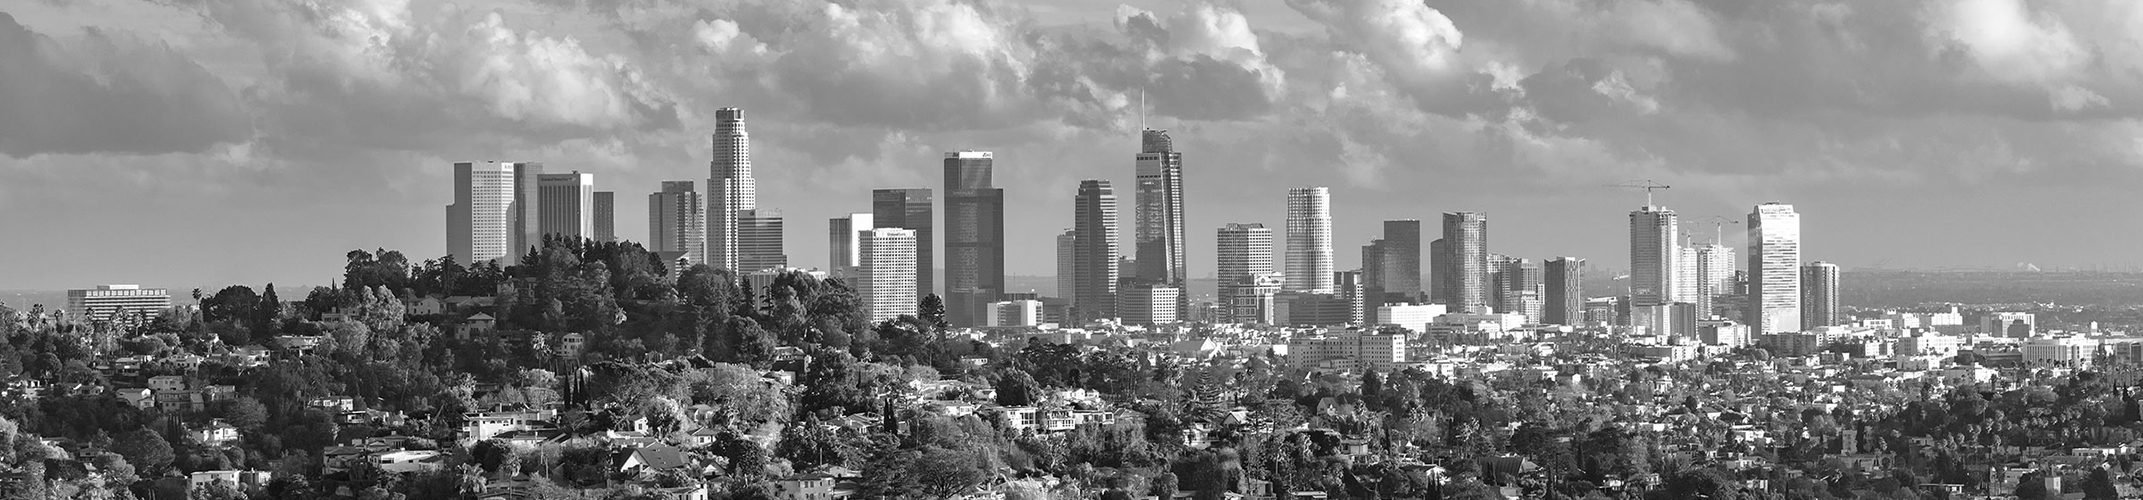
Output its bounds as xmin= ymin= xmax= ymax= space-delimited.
xmin=0 ymin=13 xmax=251 ymax=158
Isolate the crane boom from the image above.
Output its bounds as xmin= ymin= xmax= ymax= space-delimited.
xmin=1606 ymin=180 xmax=1672 ymax=208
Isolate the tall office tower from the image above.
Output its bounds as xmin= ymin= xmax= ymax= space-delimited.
xmin=873 ymin=189 xmax=934 ymax=298
xmin=538 ymin=171 xmax=597 ymax=239
xmin=707 ymin=107 xmax=754 ymax=270
xmin=1056 ymin=229 xmax=1077 ymax=300
xmin=1495 ymin=258 xmax=1543 ymax=320
xmin=67 ymin=284 xmax=171 ymax=324
xmin=858 ymin=228 xmax=919 ymax=323
xmin=1072 ymin=180 xmax=1120 ymax=322
xmin=1428 ymin=238 xmax=1451 ymax=304
xmin=1335 ymin=270 xmax=1366 ymax=325
xmin=1544 ymin=257 xmax=1585 ymax=325
xmin=648 ymin=181 xmax=705 ymax=263
xmin=1134 ymin=130 xmax=1188 ymax=286
xmin=448 ymin=161 xmax=541 ymax=264
xmin=1284 ymin=187 xmax=1334 ymax=293
xmin=1116 ymin=282 xmax=1182 ymax=326
xmin=1487 ymin=253 xmax=1516 ymax=311
xmin=1694 ymin=244 xmax=1736 ymax=318
xmin=1628 ymin=205 xmax=1679 ymax=309
xmin=1217 ymin=223 xmax=1276 ymax=323
xmin=1802 ymin=261 xmax=1839 ymax=329
xmin=1366 ymin=220 xmax=1423 ymax=305
xmin=1441 ymin=212 xmax=1489 ymax=313
xmin=736 ymin=209 xmax=786 ymax=271
xmin=1676 ymin=245 xmax=1700 ymax=309
xmin=944 ymin=151 xmax=1005 ymax=328
xmin=1747 ymin=202 xmax=1802 ymax=335
xmin=828 ymin=213 xmax=873 ymax=279
xmin=593 ymin=192 xmax=616 ymax=242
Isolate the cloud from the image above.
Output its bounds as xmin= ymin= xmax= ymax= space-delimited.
xmin=0 ymin=12 xmax=251 ymax=158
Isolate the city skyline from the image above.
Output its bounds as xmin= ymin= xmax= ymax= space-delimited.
xmin=7 ymin=0 xmax=2143 ymax=290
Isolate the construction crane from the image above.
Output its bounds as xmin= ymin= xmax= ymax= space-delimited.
xmin=1696 ymin=215 xmax=1740 ymax=245
xmin=1606 ymin=180 xmax=1671 ymax=208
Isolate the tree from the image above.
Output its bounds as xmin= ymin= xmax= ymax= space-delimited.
xmin=2084 ymin=467 xmax=2118 ymax=500
xmin=918 ymin=294 xmax=948 ymax=331
xmin=222 ymin=397 xmax=269 ymax=431
xmin=2015 ymin=471 xmax=2050 ymax=500
xmin=112 ymin=427 xmax=173 ymax=475
xmin=995 ymin=367 xmax=1043 ymax=406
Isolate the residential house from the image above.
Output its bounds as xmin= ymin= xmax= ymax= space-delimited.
xmin=193 ymin=420 xmax=240 ymax=447
xmin=116 ymin=388 xmax=154 ymax=409
xmin=188 ymin=470 xmax=272 ymax=494
xmin=373 ymin=450 xmax=448 ymax=474
xmin=615 ymin=444 xmax=690 ymax=474
xmin=148 ymin=375 xmax=186 ymax=392
xmin=775 ymin=472 xmax=838 ymax=500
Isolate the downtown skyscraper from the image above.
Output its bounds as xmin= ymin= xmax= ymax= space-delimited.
xmin=827 ymin=212 xmax=872 ymax=279
xmin=1628 ymin=205 xmax=1680 ymax=308
xmin=1747 ymin=202 xmax=1803 ymax=335
xmin=1133 ymin=129 xmax=1187 ymax=318
xmin=647 ymin=181 xmax=704 ymax=262
xmin=1439 ymin=212 xmax=1489 ymax=313
xmin=1217 ymin=223 xmax=1277 ymax=324
xmin=447 ymin=161 xmax=542 ymax=264
xmin=873 ymin=189 xmax=933 ymax=298
xmin=1362 ymin=220 xmax=1423 ymax=306
xmin=1692 ymin=243 xmax=1736 ymax=317
xmin=943 ymin=151 xmax=1005 ymax=328
xmin=706 ymin=107 xmax=753 ymax=270
xmin=538 ymin=171 xmax=596 ymax=239
xmin=1071 ymin=180 xmax=1119 ymax=322
xmin=1284 ymin=187 xmax=1333 ymax=293
xmin=1802 ymin=261 xmax=1839 ymax=329
xmin=858 ymin=227 xmax=918 ymax=322
xmin=1544 ymin=257 xmax=1585 ymax=325
xmin=594 ymin=191 xmax=615 ymax=242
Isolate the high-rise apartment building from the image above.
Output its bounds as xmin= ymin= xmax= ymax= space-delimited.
xmin=1747 ymin=202 xmax=1802 ymax=335
xmin=538 ymin=171 xmax=596 ymax=240
xmin=1802 ymin=261 xmax=1839 ymax=329
xmin=593 ymin=191 xmax=615 ymax=242
xmin=1544 ymin=257 xmax=1584 ymax=325
xmin=67 ymin=284 xmax=171 ymax=324
xmin=737 ymin=209 xmax=786 ymax=271
xmin=1216 ymin=223 xmax=1275 ymax=324
xmin=828 ymin=212 xmax=873 ymax=279
xmin=1134 ymin=130 xmax=1188 ymax=313
xmin=1335 ymin=270 xmax=1366 ymax=325
xmin=873 ymin=189 xmax=934 ymax=298
xmin=1362 ymin=220 xmax=1423 ymax=306
xmin=1428 ymin=238 xmax=1450 ymax=304
xmin=858 ymin=228 xmax=918 ymax=323
xmin=1693 ymin=244 xmax=1735 ymax=318
xmin=447 ymin=161 xmax=541 ymax=263
xmin=707 ymin=107 xmax=754 ymax=270
xmin=1284 ymin=187 xmax=1334 ymax=293
xmin=1494 ymin=257 xmax=1543 ymax=321
xmin=1055 ymin=229 xmax=1076 ymax=300
xmin=943 ymin=151 xmax=1005 ymax=328
xmin=1628 ymin=205 xmax=1679 ymax=309
xmin=1440 ymin=212 xmax=1489 ymax=313
xmin=648 ymin=181 xmax=704 ymax=264
xmin=1071 ymin=180 xmax=1120 ymax=322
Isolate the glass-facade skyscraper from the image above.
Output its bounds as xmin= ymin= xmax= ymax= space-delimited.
xmin=1802 ymin=261 xmax=1838 ymax=329
xmin=707 ymin=108 xmax=754 ymax=271
xmin=1284 ymin=187 xmax=1333 ymax=293
xmin=1134 ymin=129 xmax=1187 ymax=319
xmin=1440 ymin=212 xmax=1488 ymax=313
xmin=1747 ymin=202 xmax=1802 ymax=335
xmin=1072 ymin=180 xmax=1119 ymax=322
xmin=874 ymin=188 xmax=935 ymax=299
xmin=943 ymin=151 xmax=1004 ymax=328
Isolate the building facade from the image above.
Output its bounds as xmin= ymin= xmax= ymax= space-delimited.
xmin=1133 ymin=130 xmax=1188 ymax=299
xmin=1284 ymin=187 xmax=1334 ymax=293
xmin=1363 ymin=219 xmax=1423 ymax=306
xmin=593 ymin=191 xmax=615 ymax=242
xmin=67 ymin=285 xmax=171 ymax=323
xmin=1440 ymin=212 xmax=1489 ymax=313
xmin=1217 ymin=223 xmax=1276 ymax=324
xmin=446 ymin=161 xmax=541 ymax=264
xmin=1628 ymin=205 xmax=1679 ymax=309
xmin=647 ymin=181 xmax=704 ymax=264
xmin=737 ymin=209 xmax=786 ymax=271
xmin=538 ymin=171 xmax=596 ymax=240
xmin=1116 ymin=283 xmax=1182 ymax=326
xmin=1544 ymin=257 xmax=1584 ymax=325
xmin=827 ymin=212 xmax=873 ymax=279
xmin=873 ymin=188 xmax=934 ymax=298
xmin=1802 ymin=261 xmax=1839 ymax=329
xmin=1694 ymin=244 xmax=1735 ymax=318
xmin=1072 ymin=180 xmax=1119 ymax=322
xmin=943 ymin=151 xmax=1005 ymax=328
xmin=1747 ymin=202 xmax=1802 ymax=336
xmin=859 ymin=228 xmax=918 ymax=322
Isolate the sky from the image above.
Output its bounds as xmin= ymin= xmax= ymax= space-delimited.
xmin=3 ymin=0 xmax=2142 ymax=292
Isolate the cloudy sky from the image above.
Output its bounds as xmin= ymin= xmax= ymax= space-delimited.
xmin=4 ymin=0 xmax=2141 ymax=292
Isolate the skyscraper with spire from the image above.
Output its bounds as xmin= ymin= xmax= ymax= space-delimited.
xmin=943 ymin=151 xmax=1004 ymax=328
xmin=707 ymin=107 xmax=753 ymax=270
xmin=1284 ymin=187 xmax=1333 ymax=293
xmin=1133 ymin=129 xmax=1187 ymax=318
xmin=1747 ymin=202 xmax=1802 ymax=335
xmin=1072 ymin=180 xmax=1119 ymax=322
